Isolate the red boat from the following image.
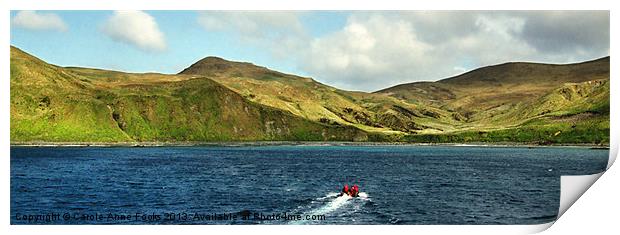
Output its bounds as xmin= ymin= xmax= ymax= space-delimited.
xmin=339 ymin=184 xmax=360 ymax=197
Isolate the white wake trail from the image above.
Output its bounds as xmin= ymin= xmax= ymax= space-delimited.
xmin=312 ymin=194 xmax=352 ymax=215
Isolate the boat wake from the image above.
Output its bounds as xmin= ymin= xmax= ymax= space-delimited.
xmin=289 ymin=192 xmax=370 ymax=224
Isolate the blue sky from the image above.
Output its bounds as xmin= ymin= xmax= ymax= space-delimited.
xmin=10 ymin=11 xmax=610 ymax=91
xmin=10 ymin=11 xmax=340 ymax=76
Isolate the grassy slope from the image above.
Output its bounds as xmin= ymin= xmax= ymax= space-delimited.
xmin=377 ymin=58 xmax=609 ymax=122
xmin=10 ymin=47 xmax=129 ymax=142
xmin=380 ymin=59 xmax=610 ymax=144
xmin=180 ymin=56 xmax=610 ymax=144
xmin=10 ymin=46 xmax=370 ymax=142
xmin=178 ymin=57 xmax=458 ymax=135
xmin=10 ymin=46 xmax=610 ymax=144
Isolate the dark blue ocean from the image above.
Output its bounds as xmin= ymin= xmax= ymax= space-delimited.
xmin=10 ymin=145 xmax=608 ymax=225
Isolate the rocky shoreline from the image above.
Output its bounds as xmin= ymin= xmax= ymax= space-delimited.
xmin=9 ymin=141 xmax=610 ymax=149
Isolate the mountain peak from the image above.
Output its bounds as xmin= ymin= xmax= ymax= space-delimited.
xmin=197 ymin=56 xmax=228 ymax=63
xmin=178 ymin=56 xmax=263 ymax=76
xmin=179 ymin=56 xmax=234 ymax=74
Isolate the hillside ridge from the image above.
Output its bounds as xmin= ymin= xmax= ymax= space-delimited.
xmin=10 ymin=45 xmax=610 ymax=144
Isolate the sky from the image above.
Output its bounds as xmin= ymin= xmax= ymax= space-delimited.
xmin=10 ymin=10 xmax=610 ymax=92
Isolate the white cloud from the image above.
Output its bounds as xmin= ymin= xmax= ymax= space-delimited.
xmin=197 ymin=11 xmax=306 ymax=58
xmin=102 ymin=11 xmax=166 ymax=52
xmin=194 ymin=11 xmax=609 ymax=91
xmin=302 ymin=14 xmax=434 ymax=91
xmin=299 ymin=11 xmax=609 ymax=91
xmin=197 ymin=11 xmax=304 ymax=38
xmin=12 ymin=10 xmax=68 ymax=32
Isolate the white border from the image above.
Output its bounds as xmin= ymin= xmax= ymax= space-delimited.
xmin=2 ymin=1 xmax=616 ymax=234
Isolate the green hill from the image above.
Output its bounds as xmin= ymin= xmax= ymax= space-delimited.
xmin=377 ymin=57 xmax=609 ymax=121
xmin=378 ymin=58 xmax=610 ymax=144
xmin=10 ymin=46 xmax=370 ymax=143
xmin=179 ymin=56 xmax=458 ymax=135
xmin=10 ymin=45 xmax=610 ymax=144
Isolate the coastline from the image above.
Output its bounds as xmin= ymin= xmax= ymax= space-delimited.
xmin=9 ymin=141 xmax=610 ymax=149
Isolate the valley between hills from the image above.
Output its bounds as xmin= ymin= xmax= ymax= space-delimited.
xmin=10 ymin=46 xmax=610 ymax=145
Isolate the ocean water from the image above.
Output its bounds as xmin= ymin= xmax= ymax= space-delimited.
xmin=10 ymin=145 xmax=608 ymax=225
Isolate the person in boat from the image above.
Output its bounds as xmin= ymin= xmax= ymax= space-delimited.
xmin=349 ymin=184 xmax=359 ymax=197
xmin=340 ymin=184 xmax=350 ymax=196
